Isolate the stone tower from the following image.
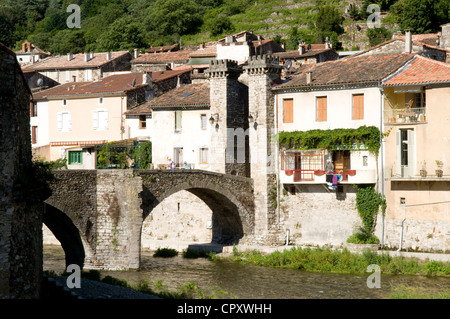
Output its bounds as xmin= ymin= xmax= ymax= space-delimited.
xmin=0 ymin=43 xmax=42 ymax=298
xmin=207 ymin=59 xmax=250 ymax=177
xmin=244 ymin=55 xmax=282 ymax=242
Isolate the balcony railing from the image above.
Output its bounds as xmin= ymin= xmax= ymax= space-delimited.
xmin=384 ymin=107 xmax=426 ymax=124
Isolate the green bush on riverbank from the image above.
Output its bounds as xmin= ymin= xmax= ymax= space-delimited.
xmin=228 ymin=246 xmax=450 ymax=276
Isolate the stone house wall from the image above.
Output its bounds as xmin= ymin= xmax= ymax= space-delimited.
xmin=0 ymin=43 xmax=42 ymax=298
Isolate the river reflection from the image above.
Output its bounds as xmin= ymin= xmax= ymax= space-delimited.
xmin=43 ymin=245 xmax=449 ymax=299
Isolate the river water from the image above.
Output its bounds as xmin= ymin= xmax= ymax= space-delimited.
xmin=43 ymin=245 xmax=449 ymax=299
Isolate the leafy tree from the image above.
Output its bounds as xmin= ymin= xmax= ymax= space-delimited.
xmin=314 ymin=5 xmax=344 ymax=43
xmin=367 ymin=26 xmax=392 ymax=47
xmin=202 ymin=7 xmax=234 ymax=36
xmin=96 ymin=16 xmax=145 ymax=51
xmin=391 ymin=0 xmax=449 ymax=34
xmin=144 ymin=0 xmax=205 ymax=37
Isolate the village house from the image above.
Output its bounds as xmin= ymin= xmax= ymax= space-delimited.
xmin=31 ymin=69 xmax=190 ymax=168
xmin=381 ymin=55 xmax=450 ymax=252
xmin=127 ymin=82 xmax=211 ymax=169
xmin=216 ymin=30 xmax=284 ymax=63
xmin=346 ymin=25 xmax=450 ymax=63
xmin=271 ymin=52 xmax=416 ymax=247
xmin=23 ymin=50 xmax=133 ymax=84
xmin=272 ymin=41 xmax=339 ymax=71
xmin=15 ymin=41 xmax=51 ymax=65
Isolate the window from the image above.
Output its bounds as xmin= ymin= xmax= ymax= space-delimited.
xmin=352 ymin=94 xmax=364 ymax=120
xmin=31 ymin=126 xmax=38 ymax=144
xmin=139 ymin=115 xmax=147 ymax=129
xmin=63 ymin=99 xmax=67 ymax=106
xmin=283 ymin=99 xmax=294 ymax=123
xmin=85 ymin=69 xmax=92 ymax=81
xmin=316 ymin=96 xmax=327 ymax=122
xmin=57 ymin=111 xmax=72 ymax=132
xmin=175 ymin=110 xmax=182 ymax=132
xmin=396 ymin=129 xmax=415 ymax=177
xmin=92 ymin=109 xmax=108 ymax=130
xmin=68 ymin=151 xmax=82 ymax=165
xmin=201 ymin=114 xmax=207 ymax=130
xmin=30 ymin=101 xmax=37 ymax=117
xmin=65 ymin=70 xmax=70 ymax=82
xmin=200 ymin=148 xmax=208 ymax=164
xmin=173 ymin=147 xmax=183 ymax=167
xmin=99 ymin=97 xmax=104 ymax=105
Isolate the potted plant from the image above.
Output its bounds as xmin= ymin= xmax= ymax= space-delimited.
xmin=420 ymin=161 xmax=427 ymax=178
xmin=436 ymin=160 xmax=443 ymax=177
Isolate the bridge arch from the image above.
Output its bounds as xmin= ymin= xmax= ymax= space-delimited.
xmin=138 ymin=170 xmax=254 ymax=246
xmin=43 ymin=203 xmax=86 ymax=269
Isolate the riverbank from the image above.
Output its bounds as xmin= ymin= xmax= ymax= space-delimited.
xmin=219 ymin=244 xmax=450 ymax=262
xmin=217 ymin=244 xmax=450 ymax=277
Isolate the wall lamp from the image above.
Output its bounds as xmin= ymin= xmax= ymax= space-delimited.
xmin=209 ymin=113 xmax=219 ymax=125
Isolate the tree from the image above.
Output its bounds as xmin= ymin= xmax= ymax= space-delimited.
xmin=202 ymin=7 xmax=234 ymax=37
xmin=314 ymin=5 xmax=344 ymax=43
xmin=392 ymin=0 xmax=449 ymax=34
xmin=367 ymin=26 xmax=392 ymax=47
xmin=144 ymin=0 xmax=205 ymax=37
xmin=96 ymin=16 xmax=145 ymax=51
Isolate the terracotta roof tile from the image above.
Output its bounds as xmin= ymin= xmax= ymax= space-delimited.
xmin=32 ymin=69 xmax=189 ymax=100
xmin=23 ymin=51 xmax=131 ymax=70
xmin=274 ymin=53 xmax=415 ymax=90
xmin=132 ymin=50 xmax=195 ymax=64
xmin=127 ymin=83 xmax=210 ymax=114
xmin=382 ymin=55 xmax=450 ymax=86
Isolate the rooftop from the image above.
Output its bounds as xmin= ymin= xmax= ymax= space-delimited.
xmin=382 ymin=55 xmax=450 ymax=87
xmin=127 ymin=82 xmax=210 ymax=115
xmin=32 ymin=69 xmax=189 ymax=100
xmin=273 ymin=53 xmax=416 ymax=90
xmin=23 ymin=51 xmax=131 ymax=71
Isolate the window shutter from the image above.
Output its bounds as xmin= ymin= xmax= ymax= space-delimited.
xmin=103 ymin=110 xmax=109 ymax=129
xmin=57 ymin=112 xmax=63 ymax=131
xmin=317 ymin=97 xmax=327 ymax=122
xmin=353 ymin=94 xmax=364 ymax=120
xmin=67 ymin=112 xmax=72 ymax=131
xmin=283 ymin=99 xmax=293 ymax=123
xmin=407 ymin=130 xmax=415 ymax=177
xmin=396 ymin=130 xmax=401 ymax=177
xmin=92 ymin=110 xmax=98 ymax=130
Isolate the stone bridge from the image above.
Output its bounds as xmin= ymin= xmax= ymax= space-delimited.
xmin=44 ymin=169 xmax=254 ymax=270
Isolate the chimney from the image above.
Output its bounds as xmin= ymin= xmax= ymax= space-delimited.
xmin=134 ymin=49 xmax=139 ymax=59
xmin=306 ymin=71 xmax=312 ymax=85
xmin=90 ymin=52 xmax=94 ymax=59
xmin=67 ymin=53 xmax=73 ymax=61
xmin=106 ymin=52 xmax=111 ymax=61
xmin=405 ymin=30 xmax=412 ymax=53
xmin=84 ymin=53 xmax=90 ymax=62
xmin=22 ymin=42 xmax=26 ymax=52
xmin=142 ymin=72 xmax=152 ymax=85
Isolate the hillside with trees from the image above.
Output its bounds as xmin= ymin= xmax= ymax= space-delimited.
xmin=0 ymin=0 xmax=448 ymax=54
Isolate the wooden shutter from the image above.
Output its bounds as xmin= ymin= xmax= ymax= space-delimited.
xmin=57 ymin=112 xmax=63 ymax=131
xmin=283 ymin=99 xmax=293 ymax=123
xmin=92 ymin=110 xmax=99 ymax=129
xmin=407 ymin=129 xmax=415 ymax=177
xmin=353 ymin=94 xmax=364 ymax=120
xmin=316 ymin=96 xmax=327 ymax=122
xmin=395 ymin=130 xmax=401 ymax=177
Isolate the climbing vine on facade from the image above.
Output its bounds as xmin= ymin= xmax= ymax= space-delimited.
xmin=276 ymin=126 xmax=382 ymax=155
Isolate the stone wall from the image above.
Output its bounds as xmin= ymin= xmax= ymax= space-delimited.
xmin=0 ymin=43 xmax=42 ymax=298
xmin=278 ymin=185 xmax=361 ymax=247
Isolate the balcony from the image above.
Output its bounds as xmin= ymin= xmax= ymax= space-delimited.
xmin=384 ymin=107 xmax=426 ymax=125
